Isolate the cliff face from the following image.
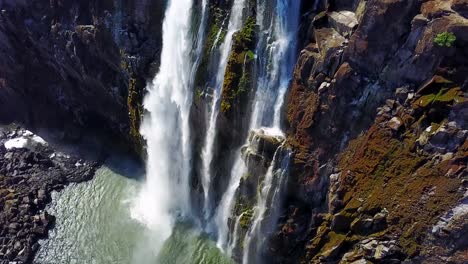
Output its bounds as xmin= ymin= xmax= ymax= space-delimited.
xmin=0 ymin=0 xmax=467 ymax=263
xmin=273 ymin=0 xmax=467 ymax=263
xmin=0 ymin=0 xmax=164 ymax=155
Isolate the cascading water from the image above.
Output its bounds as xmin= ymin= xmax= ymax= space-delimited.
xmin=251 ymin=0 xmax=300 ymax=128
xmin=214 ymin=0 xmax=301 ymax=260
xmin=131 ymin=0 xmax=207 ymax=254
xmin=131 ymin=0 xmax=299 ymax=260
xmin=242 ymin=147 xmax=292 ymax=263
xmin=200 ymin=0 xmax=247 ymax=220
xmin=191 ymin=0 xmax=209 ymax=82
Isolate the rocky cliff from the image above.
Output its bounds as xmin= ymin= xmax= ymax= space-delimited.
xmin=270 ymin=0 xmax=467 ymax=263
xmin=0 ymin=0 xmax=165 ymax=155
xmin=0 ymin=0 xmax=467 ymax=263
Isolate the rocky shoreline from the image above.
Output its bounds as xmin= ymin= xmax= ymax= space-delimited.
xmin=0 ymin=125 xmax=98 ymax=263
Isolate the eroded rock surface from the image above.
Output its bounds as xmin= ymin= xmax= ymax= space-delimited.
xmin=0 ymin=125 xmax=97 ymax=263
xmin=271 ymin=0 xmax=468 ymax=263
xmin=0 ymin=0 xmax=165 ymax=155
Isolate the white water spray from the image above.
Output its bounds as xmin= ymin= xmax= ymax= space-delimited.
xmin=131 ymin=0 xmax=204 ymax=254
xmin=242 ymin=147 xmax=291 ymax=264
xmin=201 ymin=0 xmax=247 ymax=220
xmin=215 ymin=0 xmax=301 ymax=257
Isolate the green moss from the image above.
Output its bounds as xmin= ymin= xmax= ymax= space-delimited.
xmin=416 ymin=87 xmax=464 ymax=107
xmin=239 ymin=209 xmax=254 ymax=229
xmin=434 ymin=32 xmax=456 ymax=47
xmin=195 ymin=88 xmax=203 ymax=101
xmin=127 ymin=76 xmax=144 ymax=154
xmin=242 ymin=172 xmax=252 ymax=180
xmin=320 ymin=232 xmax=347 ymax=257
xmin=233 ymin=17 xmax=256 ymax=49
xmin=335 ymin=114 xmax=464 ymax=257
xmin=221 ymin=100 xmax=231 ymax=112
xmin=120 ymin=49 xmax=144 ymax=155
xmin=220 ymin=16 xmax=257 ymax=114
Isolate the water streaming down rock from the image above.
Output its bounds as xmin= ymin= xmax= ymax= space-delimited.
xmin=191 ymin=0 xmax=209 ymax=82
xmin=201 ymin=0 xmax=247 ymax=221
xmin=214 ymin=0 xmax=301 ymax=260
xmin=216 ymin=0 xmax=300 ymax=248
xmin=242 ymin=146 xmax=292 ymax=264
xmin=130 ymin=0 xmax=299 ymax=260
xmin=251 ymin=0 xmax=301 ymax=128
xmin=131 ymin=0 xmax=207 ymax=254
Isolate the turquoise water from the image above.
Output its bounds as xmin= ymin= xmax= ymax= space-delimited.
xmin=35 ymin=160 xmax=232 ymax=264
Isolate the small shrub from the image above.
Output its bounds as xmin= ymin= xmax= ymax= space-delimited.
xmin=221 ymin=100 xmax=231 ymax=113
xmin=434 ymin=32 xmax=456 ymax=47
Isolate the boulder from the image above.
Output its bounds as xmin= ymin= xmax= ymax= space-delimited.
xmin=330 ymin=212 xmax=354 ymax=232
xmin=351 ymin=218 xmax=373 ymax=234
xmin=328 ymin=11 xmax=358 ymax=37
xmin=245 ymin=128 xmax=285 ymax=161
xmin=395 ymin=86 xmax=409 ymax=102
xmin=388 ymin=117 xmax=403 ymax=131
xmin=314 ymin=27 xmax=346 ymax=76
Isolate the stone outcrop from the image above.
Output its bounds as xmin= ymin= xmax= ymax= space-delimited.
xmin=229 ymin=128 xmax=286 ymax=261
xmin=0 ymin=125 xmax=97 ymax=263
xmin=205 ymin=1 xmax=259 ymax=210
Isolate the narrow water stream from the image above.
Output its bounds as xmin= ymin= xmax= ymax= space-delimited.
xmin=34 ymin=159 xmax=231 ymax=264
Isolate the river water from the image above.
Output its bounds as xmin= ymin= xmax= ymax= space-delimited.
xmin=35 ymin=159 xmax=232 ymax=264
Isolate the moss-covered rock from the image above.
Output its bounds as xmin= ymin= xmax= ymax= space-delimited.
xmin=121 ymin=51 xmax=145 ymax=156
xmin=220 ymin=16 xmax=257 ymax=116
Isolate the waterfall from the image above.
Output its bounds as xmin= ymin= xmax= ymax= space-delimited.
xmin=201 ymin=0 xmax=247 ymax=220
xmin=191 ymin=0 xmax=209 ymax=83
xmin=131 ymin=0 xmax=207 ymax=254
xmin=251 ymin=0 xmax=300 ymax=128
xmin=215 ymin=153 xmax=247 ymax=249
xmin=214 ymin=0 xmax=301 ymax=259
xmin=242 ymin=147 xmax=292 ymax=264
xmin=128 ymin=0 xmax=299 ymax=260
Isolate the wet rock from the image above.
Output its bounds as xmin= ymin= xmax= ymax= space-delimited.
xmin=8 ymin=223 xmax=19 ymax=232
xmin=243 ymin=128 xmax=285 ymax=163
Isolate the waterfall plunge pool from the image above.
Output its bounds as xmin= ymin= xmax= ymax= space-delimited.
xmin=34 ymin=158 xmax=232 ymax=264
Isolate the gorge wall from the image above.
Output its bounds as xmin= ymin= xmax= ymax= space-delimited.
xmin=0 ymin=0 xmax=165 ymax=155
xmin=275 ymin=0 xmax=468 ymax=263
xmin=0 ymin=0 xmax=467 ymax=263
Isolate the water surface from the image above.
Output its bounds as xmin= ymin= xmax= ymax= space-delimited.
xmin=35 ymin=160 xmax=231 ymax=264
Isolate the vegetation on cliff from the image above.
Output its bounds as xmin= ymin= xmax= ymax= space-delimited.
xmin=220 ymin=16 xmax=256 ymax=114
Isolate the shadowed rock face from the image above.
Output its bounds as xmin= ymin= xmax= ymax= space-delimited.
xmin=0 ymin=0 xmax=164 ymax=156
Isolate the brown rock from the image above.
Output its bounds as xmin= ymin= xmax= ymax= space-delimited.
xmin=388 ymin=117 xmax=403 ymax=131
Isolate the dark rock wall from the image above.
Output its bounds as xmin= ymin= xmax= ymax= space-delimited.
xmin=0 ymin=0 xmax=164 ymax=156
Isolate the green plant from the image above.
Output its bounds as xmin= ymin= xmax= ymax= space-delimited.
xmin=434 ymin=32 xmax=456 ymax=47
xmin=221 ymin=100 xmax=231 ymax=113
xmin=195 ymin=88 xmax=203 ymax=101
xmin=239 ymin=209 xmax=254 ymax=228
xmin=246 ymin=50 xmax=255 ymax=60
xmin=417 ymin=87 xmax=464 ymax=107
